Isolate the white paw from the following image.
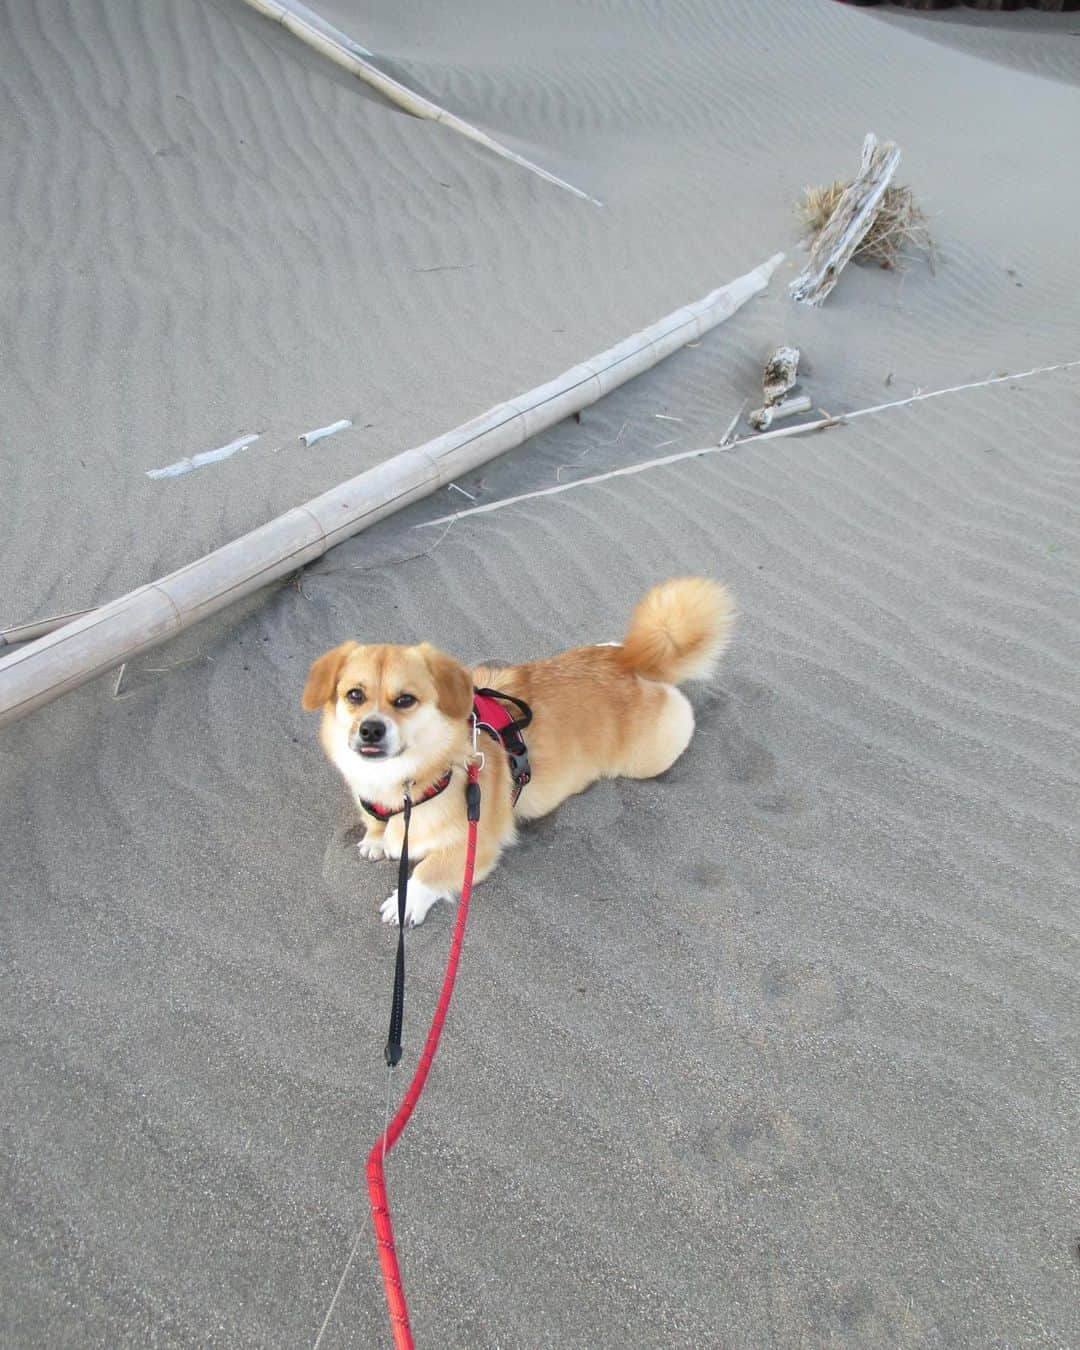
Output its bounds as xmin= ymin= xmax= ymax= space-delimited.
xmin=358 ymin=836 xmax=386 ymax=861
xmin=380 ymin=880 xmax=450 ymax=928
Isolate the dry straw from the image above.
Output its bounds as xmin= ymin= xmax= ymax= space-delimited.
xmin=800 ymin=180 xmax=934 ymax=272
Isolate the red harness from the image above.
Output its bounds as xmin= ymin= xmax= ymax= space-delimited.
xmin=471 ymin=687 xmax=532 ymax=805
xmin=358 ymin=688 xmax=532 ymax=821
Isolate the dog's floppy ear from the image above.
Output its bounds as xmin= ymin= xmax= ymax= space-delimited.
xmin=302 ymin=641 xmax=359 ymax=710
xmin=420 ymin=644 xmax=473 ymax=721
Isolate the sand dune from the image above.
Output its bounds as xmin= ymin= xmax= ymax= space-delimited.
xmin=874 ymin=8 xmax=1080 ymax=88
xmin=3 ymin=0 xmax=1080 ymax=622
xmin=2 ymin=0 xmax=1079 ymax=1346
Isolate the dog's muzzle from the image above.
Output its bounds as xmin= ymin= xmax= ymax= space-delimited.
xmin=351 ymin=716 xmax=397 ymax=759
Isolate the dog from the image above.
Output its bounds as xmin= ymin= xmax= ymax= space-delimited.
xmin=302 ymin=577 xmax=735 ymax=926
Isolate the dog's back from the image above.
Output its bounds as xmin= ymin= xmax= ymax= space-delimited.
xmin=475 ymin=578 xmax=735 ymax=819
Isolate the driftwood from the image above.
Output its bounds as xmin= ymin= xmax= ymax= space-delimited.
xmin=0 ymin=253 xmax=784 ymax=727
xmin=800 ymin=181 xmax=932 ymax=272
xmin=789 ymin=134 xmax=901 ymax=306
xmin=747 ymin=345 xmax=803 ymax=431
xmin=762 ymin=346 xmax=800 ymax=406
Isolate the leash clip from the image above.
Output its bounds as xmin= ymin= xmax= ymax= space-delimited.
xmin=467 ymin=712 xmax=486 ymax=771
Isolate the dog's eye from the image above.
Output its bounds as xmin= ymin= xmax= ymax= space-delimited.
xmin=392 ymin=693 xmax=417 ymax=709
xmin=344 ymin=687 xmax=365 ymax=705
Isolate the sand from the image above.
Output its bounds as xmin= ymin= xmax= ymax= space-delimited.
xmin=2 ymin=0 xmax=1079 ymax=1346
xmin=874 ymin=7 xmax=1080 ymax=88
xmin=3 ymin=0 xmax=1080 ymax=625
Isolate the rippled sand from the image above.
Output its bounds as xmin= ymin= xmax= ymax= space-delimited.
xmin=2 ymin=1 xmax=1078 ymax=1345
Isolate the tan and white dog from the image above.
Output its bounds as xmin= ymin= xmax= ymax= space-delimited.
xmin=302 ymin=577 xmax=735 ymax=926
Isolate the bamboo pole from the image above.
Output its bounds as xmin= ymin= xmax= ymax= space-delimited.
xmin=238 ymin=0 xmax=601 ymax=206
xmin=0 ymin=253 xmax=783 ymax=729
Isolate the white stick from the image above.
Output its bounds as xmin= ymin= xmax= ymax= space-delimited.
xmin=789 ymin=133 xmax=901 ymax=306
xmin=237 ymin=0 xmax=601 ymax=206
xmin=300 ymin=419 xmax=352 ymax=447
xmin=417 ymin=357 xmax=1080 ymax=529
xmin=0 ymin=253 xmax=784 ymax=727
xmin=718 ymin=400 xmax=747 ymax=448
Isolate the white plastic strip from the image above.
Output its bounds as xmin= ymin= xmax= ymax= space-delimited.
xmin=301 ymin=419 xmax=352 ymax=447
xmin=146 ymin=434 xmax=259 ymax=480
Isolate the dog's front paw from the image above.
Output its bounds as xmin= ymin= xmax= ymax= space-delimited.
xmin=380 ymin=881 xmax=449 ymax=928
xmin=358 ymin=836 xmax=386 ymax=861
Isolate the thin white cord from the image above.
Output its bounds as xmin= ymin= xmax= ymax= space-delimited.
xmin=312 ymin=1063 xmax=397 ymax=1349
xmin=312 ymin=1227 xmax=364 ymax=1350
xmin=382 ymin=1060 xmax=393 ymax=1163
xmin=417 ymin=358 xmax=1080 ymax=530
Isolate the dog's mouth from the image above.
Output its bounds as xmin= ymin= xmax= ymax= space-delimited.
xmin=350 ymin=742 xmax=402 ymax=761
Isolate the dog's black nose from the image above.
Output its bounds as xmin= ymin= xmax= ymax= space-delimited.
xmin=359 ymin=717 xmax=386 ymax=744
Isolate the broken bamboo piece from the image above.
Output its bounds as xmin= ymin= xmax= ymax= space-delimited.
xmin=749 ymin=394 xmax=812 ymax=432
xmin=790 ymin=133 xmax=901 ymax=306
xmin=0 ymin=609 xmax=95 ymax=651
xmin=0 ymin=253 xmax=784 ymax=729
xmin=238 ymin=0 xmax=600 ymax=205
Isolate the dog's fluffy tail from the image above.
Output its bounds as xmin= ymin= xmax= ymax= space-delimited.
xmin=617 ymin=577 xmax=735 ymax=685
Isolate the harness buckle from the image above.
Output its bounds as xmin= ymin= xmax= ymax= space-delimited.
xmin=467 ymin=712 xmax=486 ymax=771
xmin=506 ymin=751 xmax=531 ymax=783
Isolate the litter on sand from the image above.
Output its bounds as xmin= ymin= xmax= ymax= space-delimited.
xmin=146 ymin=433 xmax=260 ymax=480
xmin=749 ymin=345 xmax=813 ymax=431
xmin=762 ymin=346 xmax=800 ymax=406
xmin=300 ymin=419 xmax=352 ymax=447
xmin=789 ymin=133 xmax=932 ymax=305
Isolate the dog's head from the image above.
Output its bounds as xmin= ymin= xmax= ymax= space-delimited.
xmin=302 ymin=641 xmax=473 ymax=778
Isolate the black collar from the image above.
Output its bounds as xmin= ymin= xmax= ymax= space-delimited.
xmin=359 ymin=769 xmax=454 ymax=823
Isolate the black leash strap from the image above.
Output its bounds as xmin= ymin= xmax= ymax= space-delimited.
xmin=384 ymin=790 xmax=412 ymax=1067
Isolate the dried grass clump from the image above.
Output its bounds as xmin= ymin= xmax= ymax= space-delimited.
xmin=800 ymin=180 xmax=934 ymax=272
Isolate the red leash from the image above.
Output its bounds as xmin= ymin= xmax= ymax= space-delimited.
xmin=365 ymin=761 xmax=482 ymax=1349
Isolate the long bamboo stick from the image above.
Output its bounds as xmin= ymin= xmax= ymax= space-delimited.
xmin=0 ymin=253 xmax=783 ymax=729
xmin=238 ymin=0 xmax=601 ymax=205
